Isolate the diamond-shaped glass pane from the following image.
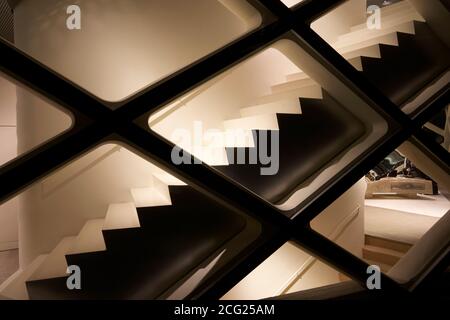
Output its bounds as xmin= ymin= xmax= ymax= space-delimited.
xmin=421 ymin=104 xmax=449 ymax=153
xmin=148 ymin=35 xmax=394 ymax=215
xmin=0 ymin=72 xmax=73 ymax=168
xmin=311 ymin=141 xmax=450 ymax=287
xmin=0 ymin=142 xmax=262 ymax=299
xmin=310 ymin=0 xmax=450 ymax=116
xmin=0 ymin=0 xmax=261 ymax=105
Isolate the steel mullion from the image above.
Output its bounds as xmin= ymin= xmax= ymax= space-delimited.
xmin=280 ymin=6 xmax=414 ymax=294
xmin=115 ymin=0 xmax=345 ymax=122
xmin=411 ymin=250 xmax=450 ymax=295
xmin=291 ymin=0 xmax=346 ymax=24
xmin=0 ymin=0 xmax=347 ymax=204
xmin=286 ymin=1 xmax=448 ymax=292
xmin=117 ymin=0 xmax=414 ymax=297
xmin=411 ymin=132 xmax=450 ymax=173
xmin=410 ymin=86 xmax=449 ymax=126
xmin=0 ymin=4 xmax=279 ymax=201
xmin=290 ymin=227 xmax=407 ymax=294
xmin=0 ymin=0 xmax=436 ymax=300
xmin=0 ymin=38 xmax=110 ymax=119
xmin=116 ymin=123 xmax=411 ymax=297
xmin=190 ymin=229 xmax=290 ymax=300
xmin=291 ymin=124 xmax=411 ymax=225
xmin=410 ymin=87 xmax=450 ymax=169
xmin=0 ymin=124 xmax=112 ymax=203
xmin=115 ymin=20 xmax=289 ymax=121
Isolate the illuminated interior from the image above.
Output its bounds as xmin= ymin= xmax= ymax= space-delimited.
xmin=0 ymin=0 xmax=448 ymax=300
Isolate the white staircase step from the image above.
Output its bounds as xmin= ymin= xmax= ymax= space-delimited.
xmin=348 ymin=57 xmax=364 ymax=71
xmin=285 ymin=71 xmax=309 ymax=82
xmin=224 ymin=114 xmax=279 ymax=131
xmin=131 ymin=174 xmax=172 ymax=208
xmin=271 ymin=78 xmax=317 ymax=94
xmin=335 ymin=21 xmax=416 ymax=49
xmin=0 ymin=254 xmax=48 ymax=300
xmin=341 ymin=44 xmax=381 ymax=60
xmin=131 ymin=187 xmax=171 ymax=208
xmin=338 ymin=19 xmax=417 ymax=47
xmin=336 ymin=32 xmax=399 ymax=55
xmin=68 ymin=219 xmax=106 ymax=255
xmin=351 ymin=9 xmax=424 ymax=32
xmin=152 ymin=172 xmax=186 ymax=186
xmin=29 ymin=237 xmax=77 ymax=281
xmin=240 ymin=99 xmax=301 ymax=118
xmin=257 ymin=84 xmax=323 ymax=105
xmin=103 ymin=203 xmax=140 ymax=231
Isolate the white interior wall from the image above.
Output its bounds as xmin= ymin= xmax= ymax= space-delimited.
xmin=222 ymin=178 xmax=366 ymax=299
xmin=151 ymin=35 xmax=388 ymax=211
xmin=311 ymin=0 xmax=367 ymax=44
xmin=0 ymin=76 xmax=18 ymax=251
xmin=150 ymin=35 xmax=378 ymax=296
xmin=15 ymin=88 xmax=72 ymax=155
xmin=14 ymin=0 xmax=252 ymax=103
xmin=310 ymin=178 xmax=366 ymax=258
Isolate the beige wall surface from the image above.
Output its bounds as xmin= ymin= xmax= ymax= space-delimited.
xmin=0 ymin=75 xmax=18 ymax=251
xmin=312 ymin=0 xmax=366 ymax=44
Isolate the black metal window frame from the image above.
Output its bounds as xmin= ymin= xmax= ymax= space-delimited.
xmin=0 ymin=0 xmax=448 ymax=300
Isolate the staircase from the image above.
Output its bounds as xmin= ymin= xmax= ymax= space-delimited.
xmin=215 ymin=91 xmax=366 ymax=205
xmin=0 ymin=175 xmax=254 ymax=300
xmin=209 ymin=0 xmax=449 ymax=206
xmin=1 ymin=0 xmax=447 ymax=301
xmin=338 ymin=1 xmax=449 ymax=108
xmin=358 ymin=20 xmax=450 ymax=106
xmin=303 ymin=1 xmax=448 ymax=109
xmin=363 ymin=235 xmax=412 ymax=273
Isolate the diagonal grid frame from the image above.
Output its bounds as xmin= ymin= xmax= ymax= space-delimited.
xmin=0 ymin=0 xmax=447 ymax=300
